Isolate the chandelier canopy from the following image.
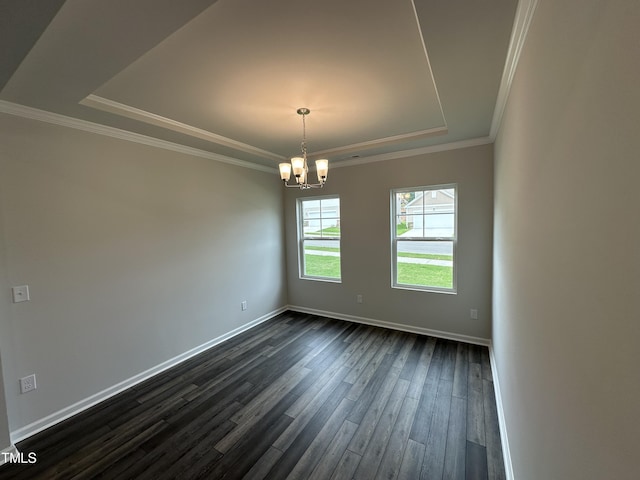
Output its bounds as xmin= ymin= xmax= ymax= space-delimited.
xmin=279 ymin=108 xmax=328 ymax=189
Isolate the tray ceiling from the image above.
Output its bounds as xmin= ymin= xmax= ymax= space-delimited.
xmin=0 ymin=0 xmax=518 ymax=168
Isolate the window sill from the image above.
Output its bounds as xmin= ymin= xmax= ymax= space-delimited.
xmin=300 ymin=276 xmax=342 ymax=284
xmin=392 ymin=284 xmax=457 ymax=295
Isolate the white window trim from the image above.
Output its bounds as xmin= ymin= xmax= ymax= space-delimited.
xmin=297 ymin=195 xmax=342 ymax=283
xmin=390 ymin=184 xmax=457 ymax=294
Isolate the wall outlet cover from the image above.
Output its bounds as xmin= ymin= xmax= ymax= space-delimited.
xmin=12 ymin=285 xmax=30 ymax=303
xmin=20 ymin=374 xmax=37 ymax=394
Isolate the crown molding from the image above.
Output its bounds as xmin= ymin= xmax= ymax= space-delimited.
xmin=0 ymin=99 xmax=489 ymax=174
xmin=310 ymin=125 xmax=448 ymax=159
xmin=81 ymin=95 xmax=285 ymax=162
xmin=489 ymin=0 xmax=540 ymax=139
xmin=0 ymin=100 xmax=493 ymax=174
xmin=0 ymin=100 xmax=277 ymax=173
xmin=330 ymin=136 xmax=493 ymax=169
xmin=85 ymin=95 xmax=450 ymax=166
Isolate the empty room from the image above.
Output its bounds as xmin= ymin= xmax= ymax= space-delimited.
xmin=0 ymin=0 xmax=637 ymax=479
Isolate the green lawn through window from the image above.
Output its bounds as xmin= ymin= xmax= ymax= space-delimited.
xmin=396 ymin=263 xmax=452 ymax=288
xmin=304 ymin=254 xmax=341 ymax=278
xmin=303 ymin=249 xmax=453 ymax=288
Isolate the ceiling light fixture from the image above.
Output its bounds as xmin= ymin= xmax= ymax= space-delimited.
xmin=279 ymin=108 xmax=328 ymax=189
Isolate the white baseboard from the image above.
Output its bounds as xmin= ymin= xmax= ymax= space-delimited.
xmin=0 ymin=444 xmax=19 ymax=466
xmin=287 ymin=305 xmax=491 ymax=346
xmin=11 ymin=307 xmax=287 ymax=443
xmin=489 ymin=345 xmax=514 ymax=480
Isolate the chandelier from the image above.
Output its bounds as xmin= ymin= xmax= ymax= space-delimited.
xmin=279 ymin=108 xmax=328 ymax=189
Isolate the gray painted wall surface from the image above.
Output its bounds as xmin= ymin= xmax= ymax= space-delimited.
xmin=493 ymin=1 xmax=639 ymax=478
xmin=0 ymin=202 xmax=13 ymax=450
xmin=285 ymin=144 xmax=494 ymax=340
xmin=0 ymin=354 xmax=10 ymax=452
xmin=0 ymin=113 xmax=287 ymax=433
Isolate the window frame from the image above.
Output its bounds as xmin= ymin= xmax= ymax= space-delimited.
xmin=297 ymin=195 xmax=342 ymax=283
xmin=390 ymin=184 xmax=458 ymax=294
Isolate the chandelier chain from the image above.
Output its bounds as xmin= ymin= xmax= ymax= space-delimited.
xmin=301 ymin=111 xmax=307 ymax=158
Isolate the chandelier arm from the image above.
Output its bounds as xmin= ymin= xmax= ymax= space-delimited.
xmin=281 ymin=179 xmax=325 ymax=189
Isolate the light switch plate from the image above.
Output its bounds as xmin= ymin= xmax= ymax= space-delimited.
xmin=12 ymin=285 xmax=30 ymax=303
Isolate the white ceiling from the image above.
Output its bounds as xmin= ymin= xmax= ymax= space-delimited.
xmin=0 ymin=0 xmax=518 ymax=169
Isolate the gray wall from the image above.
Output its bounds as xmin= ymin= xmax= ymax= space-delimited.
xmin=0 ymin=113 xmax=287 ymax=434
xmin=0 ymin=354 xmax=10 ymax=453
xmin=0 ymin=201 xmax=13 ymax=451
xmin=493 ymin=1 xmax=639 ymax=478
xmin=285 ymin=144 xmax=494 ymax=340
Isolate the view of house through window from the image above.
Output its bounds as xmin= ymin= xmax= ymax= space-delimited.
xmin=391 ymin=185 xmax=456 ymax=292
xmin=298 ymin=196 xmax=341 ymax=281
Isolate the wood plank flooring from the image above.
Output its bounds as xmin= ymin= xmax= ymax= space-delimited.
xmin=0 ymin=312 xmax=505 ymax=479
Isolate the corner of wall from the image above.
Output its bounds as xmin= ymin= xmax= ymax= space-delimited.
xmin=488 ymin=344 xmax=514 ymax=480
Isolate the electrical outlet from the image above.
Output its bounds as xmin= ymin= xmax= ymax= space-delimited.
xmin=12 ymin=285 xmax=30 ymax=303
xmin=241 ymin=301 xmax=247 ymax=311
xmin=470 ymin=309 xmax=478 ymax=320
xmin=356 ymin=294 xmax=363 ymax=304
xmin=20 ymin=374 xmax=37 ymax=394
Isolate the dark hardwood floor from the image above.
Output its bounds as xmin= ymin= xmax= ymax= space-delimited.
xmin=0 ymin=312 xmax=505 ymax=479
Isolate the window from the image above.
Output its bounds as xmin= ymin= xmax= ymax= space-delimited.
xmin=298 ymin=196 xmax=341 ymax=281
xmin=391 ymin=185 xmax=456 ymax=292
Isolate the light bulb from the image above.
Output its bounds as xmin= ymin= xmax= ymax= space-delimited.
xmin=279 ymin=163 xmax=291 ymax=181
xmin=315 ymin=159 xmax=328 ymax=182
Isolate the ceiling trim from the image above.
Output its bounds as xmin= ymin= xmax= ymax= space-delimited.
xmin=0 ymin=100 xmax=277 ymax=173
xmin=490 ymin=0 xmax=540 ymax=139
xmin=329 ymin=136 xmax=493 ymax=170
xmin=311 ymin=125 xmax=448 ymax=159
xmin=81 ymin=94 xmax=285 ymax=162
xmin=84 ymin=95 xmax=449 ymax=165
xmin=0 ymin=100 xmax=492 ymax=174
